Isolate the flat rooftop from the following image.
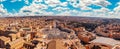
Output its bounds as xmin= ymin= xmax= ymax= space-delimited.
xmin=90 ymin=37 xmax=120 ymax=46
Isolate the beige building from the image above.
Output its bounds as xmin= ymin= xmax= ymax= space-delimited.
xmin=47 ymin=40 xmax=67 ymax=49
xmin=25 ymin=34 xmax=31 ymax=41
xmin=0 ymin=36 xmax=11 ymax=48
xmin=6 ymin=37 xmax=25 ymax=49
xmin=89 ymin=37 xmax=120 ymax=49
xmin=9 ymin=33 xmax=17 ymax=41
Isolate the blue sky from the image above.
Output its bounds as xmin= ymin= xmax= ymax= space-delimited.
xmin=0 ymin=0 xmax=120 ymax=18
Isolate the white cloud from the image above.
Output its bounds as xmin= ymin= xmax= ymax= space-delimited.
xmin=18 ymin=10 xmax=54 ymax=16
xmin=10 ymin=0 xmax=16 ymax=2
xmin=10 ymin=0 xmax=42 ymax=4
xmin=117 ymin=2 xmax=120 ymax=6
xmin=89 ymin=7 xmax=113 ymax=18
xmin=113 ymin=2 xmax=120 ymax=18
xmin=68 ymin=0 xmax=79 ymax=8
xmin=44 ymin=0 xmax=68 ymax=7
xmin=44 ymin=0 xmax=60 ymax=7
xmin=68 ymin=0 xmax=111 ymax=10
xmin=33 ymin=0 xmax=43 ymax=2
xmin=24 ymin=0 xmax=29 ymax=4
xmin=114 ymin=2 xmax=120 ymax=12
xmin=55 ymin=10 xmax=78 ymax=16
xmin=92 ymin=0 xmax=111 ymax=7
xmin=67 ymin=0 xmax=92 ymax=10
xmin=11 ymin=0 xmax=68 ymax=16
xmin=60 ymin=2 xmax=68 ymax=7
xmin=20 ymin=3 xmax=48 ymax=12
xmin=19 ymin=2 xmax=53 ymax=16
xmin=11 ymin=0 xmax=22 ymax=2
xmin=53 ymin=7 xmax=69 ymax=12
xmin=18 ymin=0 xmax=22 ymax=1
xmin=0 ymin=4 xmax=8 ymax=16
xmin=55 ymin=9 xmax=94 ymax=16
xmin=93 ymin=7 xmax=110 ymax=13
xmin=81 ymin=6 xmax=92 ymax=10
xmin=0 ymin=0 xmax=6 ymax=2
xmin=54 ymin=7 xmax=118 ymax=18
xmin=114 ymin=6 xmax=120 ymax=13
xmin=0 ymin=0 xmax=119 ymax=18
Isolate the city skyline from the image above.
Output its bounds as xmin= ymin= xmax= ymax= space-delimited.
xmin=0 ymin=0 xmax=120 ymax=18
xmin=0 ymin=16 xmax=120 ymax=49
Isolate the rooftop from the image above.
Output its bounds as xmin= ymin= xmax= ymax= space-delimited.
xmin=90 ymin=37 xmax=120 ymax=47
xmin=0 ymin=36 xmax=10 ymax=42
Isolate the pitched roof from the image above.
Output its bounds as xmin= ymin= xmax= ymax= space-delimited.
xmin=47 ymin=40 xmax=67 ymax=49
